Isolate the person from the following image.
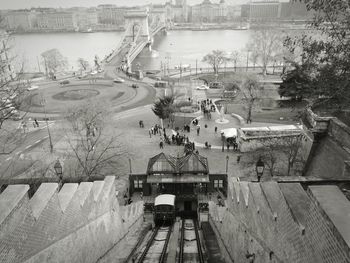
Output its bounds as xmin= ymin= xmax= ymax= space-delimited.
xmin=34 ymin=119 xmax=39 ymax=127
xmin=159 ymin=141 xmax=164 ymax=149
xmin=214 ymin=126 xmax=218 ymax=133
xmin=149 ymin=129 xmax=152 ymax=138
xmin=237 ymin=155 xmax=241 ymax=163
xmin=197 ymin=126 xmax=200 ymax=136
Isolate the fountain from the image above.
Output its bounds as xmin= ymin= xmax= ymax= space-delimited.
xmin=215 ymin=104 xmax=229 ymax=124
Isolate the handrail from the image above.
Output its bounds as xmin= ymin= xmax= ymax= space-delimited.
xmin=137 ymin=226 xmax=160 ymax=263
xmin=194 ymin=220 xmax=205 ymax=263
xmin=178 ymin=220 xmax=185 ymax=263
xmin=159 ymin=224 xmax=173 ymax=263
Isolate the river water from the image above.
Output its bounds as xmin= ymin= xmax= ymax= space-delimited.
xmin=12 ymin=30 xmax=251 ymax=72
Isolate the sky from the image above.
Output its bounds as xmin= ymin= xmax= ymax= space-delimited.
xmin=0 ymin=0 xmax=255 ymax=10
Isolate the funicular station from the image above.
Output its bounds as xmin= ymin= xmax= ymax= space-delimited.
xmin=129 ymin=152 xmax=228 ymax=223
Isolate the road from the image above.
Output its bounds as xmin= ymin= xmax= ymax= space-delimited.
xmin=0 ymin=47 xmax=157 ymax=179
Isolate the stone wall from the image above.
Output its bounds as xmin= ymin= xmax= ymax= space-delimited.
xmin=0 ymin=176 xmax=143 ymax=263
xmin=209 ymin=179 xmax=350 ymax=263
xmin=329 ymin=118 xmax=350 ymax=151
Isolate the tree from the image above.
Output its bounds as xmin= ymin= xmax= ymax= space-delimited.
xmin=247 ymin=30 xmax=283 ymax=75
xmin=239 ymin=75 xmax=263 ymax=123
xmin=230 ymin=51 xmax=241 ymax=72
xmin=283 ymin=0 xmax=350 ymax=106
xmin=152 ymin=95 xmax=175 ymax=129
xmin=41 ymin=49 xmax=67 ymax=78
xmin=202 ymin=50 xmax=227 ymax=74
xmin=64 ymin=101 xmax=126 ymax=177
xmin=77 ymin=58 xmax=89 ymax=71
xmin=279 ymin=62 xmax=315 ymax=100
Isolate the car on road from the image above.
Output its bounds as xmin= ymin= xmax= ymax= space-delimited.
xmin=60 ymin=80 xmax=70 ymax=85
xmin=196 ymin=84 xmax=209 ymax=90
xmin=113 ymin=77 xmax=125 ymax=83
xmin=131 ymin=84 xmax=139 ymax=89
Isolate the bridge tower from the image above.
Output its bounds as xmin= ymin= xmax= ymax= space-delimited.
xmin=124 ymin=11 xmax=150 ymax=43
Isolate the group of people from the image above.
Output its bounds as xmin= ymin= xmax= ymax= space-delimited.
xmin=227 ymin=137 xmax=239 ymax=151
xmin=32 ymin=119 xmax=39 ymax=128
xmin=138 ymin=120 xmax=144 ymax=128
xmin=149 ymin=124 xmax=164 ymax=138
xmin=171 ymin=132 xmax=189 ymax=146
xmin=200 ymin=99 xmax=216 ymax=120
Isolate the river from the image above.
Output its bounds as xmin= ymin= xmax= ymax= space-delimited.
xmin=12 ymin=30 xmax=251 ymax=72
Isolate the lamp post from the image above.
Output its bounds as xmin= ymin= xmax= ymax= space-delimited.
xmin=225 ymin=155 xmax=229 ymax=174
xmin=246 ymin=50 xmax=250 ymax=72
xmin=41 ymin=95 xmax=53 ymax=153
xmin=54 ymin=159 xmax=63 ymax=186
xmin=221 ymin=133 xmax=225 ymax=152
xmin=256 ymin=157 xmax=265 ymax=182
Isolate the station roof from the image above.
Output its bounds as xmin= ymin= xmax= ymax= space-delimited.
xmin=147 ymin=152 xmax=209 ymax=175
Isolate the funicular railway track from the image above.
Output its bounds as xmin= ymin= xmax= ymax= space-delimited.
xmin=137 ymin=225 xmax=172 ymax=263
xmin=178 ymin=219 xmax=205 ymax=263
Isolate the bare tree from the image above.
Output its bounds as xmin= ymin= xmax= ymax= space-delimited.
xmin=247 ymin=30 xmax=283 ymax=75
xmin=64 ymin=101 xmax=127 ymax=177
xmin=77 ymin=58 xmax=89 ymax=71
xmin=280 ymin=135 xmax=304 ymax=176
xmin=242 ymin=145 xmax=279 ymax=177
xmin=239 ymin=74 xmax=263 ymax=123
xmin=241 ymin=135 xmax=305 ymax=178
xmin=41 ymin=49 xmax=68 ymax=79
xmin=202 ymin=50 xmax=227 ymax=74
xmin=0 ymin=30 xmax=31 ymax=151
xmin=230 ymin=51 xmax=241 ymax=72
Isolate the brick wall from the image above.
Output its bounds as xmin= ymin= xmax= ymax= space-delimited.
xmin=209 ymin=180 xmax=350 ymax=263
xmin=0 ymin=177 xmax=144 ymax=263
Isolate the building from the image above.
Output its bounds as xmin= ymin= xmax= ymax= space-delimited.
xmin=164 ymin=0 xmax=189 ymax=24
xmin=36 ymin=12 xmax=77 ymax=31
xmin=190 ymin=0 xmax=227 ymax=23
xmin=280 ymin=1 xmax=311 ymax=20
xmin=242 ymin=1 xmax=311 ymax=22
xmin=75 ymin=10 xmax=98 ymax=29
xmin=97 ymin=5 xmax=126 ymax=26
xmin=249 ymin=1 xmax=281 ymax=21
xmin=129 ymin=152 xmax=227 ymax=217
xmin=3 ymin=11 xmax=37 ymax=31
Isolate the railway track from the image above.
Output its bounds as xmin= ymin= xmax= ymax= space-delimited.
xmin=137 ymin=225 xmax=172 ymax=263
xmin=178 ymin=219 xmax=205 ymax=263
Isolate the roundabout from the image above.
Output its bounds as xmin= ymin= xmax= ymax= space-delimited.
xmin=22 ymin=80 xmax=136 ymax=114
xmin=52 ymin=89 xmax=100 ymax=101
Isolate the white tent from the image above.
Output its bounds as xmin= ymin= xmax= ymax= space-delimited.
xmin=220 ymin=128 xmax=237 ymax=138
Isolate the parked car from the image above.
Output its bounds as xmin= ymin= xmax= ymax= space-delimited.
xmin=196 ymin=84 xmax=209 ymax=90
xmin=209 ymin=81 xmax=224 ymax=89
xmin=60 ymin=80 xmax=70 ymax=85
xmin=27 ymin=85 xmax=39 ymax=91
xmin=154 ymin=81 xmax=167 ymax=88
xmin=113 ymin=77 xmax=125 ymax=83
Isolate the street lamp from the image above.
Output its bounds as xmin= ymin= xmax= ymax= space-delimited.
xmin=54 ymin=159 xmax=63 ymax=185
xmin=256 ymin=157 xmax=265 ymax=182
xmin=225 ymin=155 xmax=229 ymax=174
